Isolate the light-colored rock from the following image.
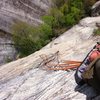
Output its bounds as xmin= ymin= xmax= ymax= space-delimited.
xmin=43 ymin=16 xmax=100 ymax=50
xmin=0 ymin=16 xmax=100 ymax=100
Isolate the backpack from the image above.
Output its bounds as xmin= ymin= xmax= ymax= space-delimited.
xmin=82 ymin=57 xmax=100 ymax=92
xmin=74 ymin=48 xmax=96 ymax=86
xmin=75 ymin=42 xmax=100 ymax=91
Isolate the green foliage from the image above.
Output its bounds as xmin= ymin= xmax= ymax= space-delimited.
xmin=65 ymin=14 xmax=75 ymax=26
xmin=12 ymin=22 xmax=37 ymax=56
xmin=12 ymin=22 xmax=52 ymax=57
xmin=60 ymin=3 xmax=69 ymax=15
xmin=94 ymin=28 xmax=100 ymax=35
xmin=71 ymin=7 xmax=82 ymax=21
xmin=49 ymin=8 xmax=64 ymax=27
xmin=52 ymin=0 xmax=65 ymax=8
xmin=42 ymin=16 xmax=54 ymax=27
xmin=39 ymin=23 xmax=52 ymax=43
xmin=42 ymin=0 xmax=86 ymax=36
xmin=12 ymin=0 xmax=97 ymax=57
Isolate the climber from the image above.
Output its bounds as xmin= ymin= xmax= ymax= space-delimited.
xmin=75 ymin=42 xmax=100 ymax=86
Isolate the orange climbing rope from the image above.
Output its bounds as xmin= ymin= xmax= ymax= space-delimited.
xmin=39 ymin=51 xmax=82 ymax=71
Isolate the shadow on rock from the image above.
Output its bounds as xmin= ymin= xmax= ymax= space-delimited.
xmin=74 ymin=84 xmax=100 ymax=100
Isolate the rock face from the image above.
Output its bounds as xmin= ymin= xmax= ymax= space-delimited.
xmin=0 ymin=0 xmax=51 ymax=65
xmin=0 ymin=0 xmax=51 ymax=33
xmin=92 ymin=1 xmax=100 ymax=16
xmin=0 ymin=32 xmax=16 ymax=66
xmin=0 ymin=16 xmax=100 ymax=100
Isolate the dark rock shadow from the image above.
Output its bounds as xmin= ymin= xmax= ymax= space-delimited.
xmin=74 ymin=84 xmax=100 ymax=100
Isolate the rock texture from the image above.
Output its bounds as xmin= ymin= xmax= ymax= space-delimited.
xmin=0 ymin=0 xmax=51 ymax=33
xmin=0 ymin=16 xmax=100 ymax=100
xmin=0 ymin=33 xmax=16 ymax=66
xmin=92 ymin=1 xmax=100 ymax=16
xmin=0 ymin=0 xmax=51 ymax=65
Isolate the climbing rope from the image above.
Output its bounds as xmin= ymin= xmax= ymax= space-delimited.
xmin=39 ymin=51 xmax=82 ymax=71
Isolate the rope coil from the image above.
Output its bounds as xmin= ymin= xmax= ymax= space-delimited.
xmin=39 ymin=51 xmax=81 ymax=71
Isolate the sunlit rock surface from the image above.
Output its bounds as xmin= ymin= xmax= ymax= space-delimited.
xmin=0 ymin=16 xmax=100 ymax=100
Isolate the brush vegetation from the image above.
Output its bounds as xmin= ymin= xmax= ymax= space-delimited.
xmin=12 ymin=0 xmax=97 ymax=57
